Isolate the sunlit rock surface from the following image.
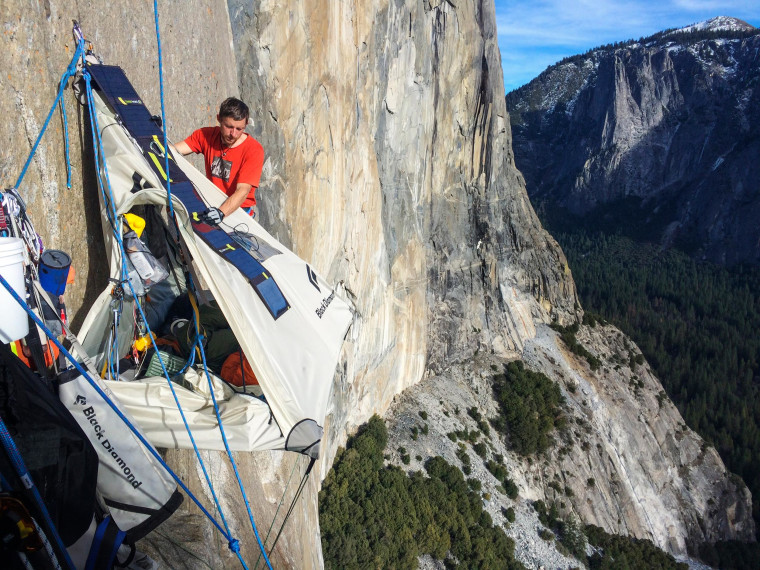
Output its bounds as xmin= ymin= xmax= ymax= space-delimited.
xmin=524 ymin=325 xmax=754 ymax=553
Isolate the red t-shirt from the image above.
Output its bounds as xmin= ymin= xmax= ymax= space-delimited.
xmin=183 ymin=126 xmax=264 ymax=207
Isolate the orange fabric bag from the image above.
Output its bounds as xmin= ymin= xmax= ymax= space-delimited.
xmin=220 ymin=350 xmax=258 ymax=387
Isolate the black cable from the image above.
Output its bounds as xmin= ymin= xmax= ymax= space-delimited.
xmin=266 ymin=457 xmax=316 ymax=558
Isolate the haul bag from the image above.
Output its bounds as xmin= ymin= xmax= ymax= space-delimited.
xmin=0 ymin=343 xmax=98 ymax=547
xmin=58 ymin=370 xmax=182 ymax=541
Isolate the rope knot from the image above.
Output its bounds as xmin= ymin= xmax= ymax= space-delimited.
xmin=194 ymin=331 xmax=208 ymax=351
xmin=228 ymin=539 xmax=241 ymax=553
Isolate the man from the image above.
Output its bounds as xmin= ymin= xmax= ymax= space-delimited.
xmin=173 ymin=97 xmax=264 ymax=224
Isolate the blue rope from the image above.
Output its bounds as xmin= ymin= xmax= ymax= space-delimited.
xmin=152 ymin=1 xmax=176 ymax=220
xmin=0 ymin=273 xmax=240 ymax=548
xmin=58 ymin=71 xmax=73 ymax=189
xmin=151 ymin=4 xmax=272 ymax=567
xmin=83 ymin=72 xmax=251 ymax=567
xmin=82 ymin=73 xmax=125 ymax=380
xmin=14 ymin=39 xmax=85 ymax=190
xmin=172 ymin=336 xmax=198 ymax=378
xmin=82 ymin=75 xmax=120 ymax=246
xmin=0 ymin=398 xmax=76 ymax=570
xmin=200 ymin=344 xmax=273 ymax=570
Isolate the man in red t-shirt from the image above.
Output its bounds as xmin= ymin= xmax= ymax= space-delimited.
xmin=173 ymin=97 xmax=264 ymax=224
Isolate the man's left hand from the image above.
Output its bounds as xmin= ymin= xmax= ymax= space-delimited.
xmin=201 ymin=207 xmax=225 ymax=226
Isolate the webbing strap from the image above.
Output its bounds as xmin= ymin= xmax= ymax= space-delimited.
xmin=84 ymin=516 xmax=127 ymax=570
xmin=23 ymin=313 xmax=53 ymax=380
xmin=86 ymin=64 xmax=289 ymax=320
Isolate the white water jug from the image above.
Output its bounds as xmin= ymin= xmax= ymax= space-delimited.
xmin=0 ymin=237 xmax=29 ymax=343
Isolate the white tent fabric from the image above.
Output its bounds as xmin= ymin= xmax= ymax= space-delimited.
xmin=102 ymin=370 xmax=285 ymax=452
xmin=77 ymin=89 xmax=352 ymax=457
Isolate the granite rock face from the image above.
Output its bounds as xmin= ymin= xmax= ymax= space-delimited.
xmin=0 ymin=2 xmax=752 ymax=568
xmin=227 ymin=0 xmax=577 ymax=454
xmin=507 ymin=17 xmax=760 ymax=266
xmin=523 ymin=325 xmax=754 ymax=554
xmin=2 ymin=1 xmax=575 ymax=566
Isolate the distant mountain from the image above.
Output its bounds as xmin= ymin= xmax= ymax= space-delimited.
xmin=506 ymin=16 xmax=760 ymax=266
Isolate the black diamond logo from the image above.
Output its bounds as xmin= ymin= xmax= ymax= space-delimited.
xmin=306 ymin=265 xmax=321 ymax=292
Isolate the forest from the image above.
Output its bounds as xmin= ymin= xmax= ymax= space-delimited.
xmin=320 ymin=224 xmax=759 ymax=566
xmin=491 ymin=360 xmax=566 ymax=456
xmin=319 ymin=410 xmax=688 ymax=568
xmin=318 ymin=415 xmax=523 ymax=569
xmin=552 ymin=229 xmax=760 ymax=556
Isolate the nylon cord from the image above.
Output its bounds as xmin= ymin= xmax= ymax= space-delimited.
xmin=13 ymin=41 xmax=84 ymax=190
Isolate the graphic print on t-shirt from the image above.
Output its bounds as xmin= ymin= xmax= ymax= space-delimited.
xmin=211 ymin=156 xmax=232 ymax=182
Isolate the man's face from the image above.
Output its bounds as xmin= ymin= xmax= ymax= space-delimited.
xmin=217 ymin=115 xmax=247 ymax=147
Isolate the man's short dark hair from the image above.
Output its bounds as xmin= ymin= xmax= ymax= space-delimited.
xmin=218 ymin=97 xmax=249 ymax=122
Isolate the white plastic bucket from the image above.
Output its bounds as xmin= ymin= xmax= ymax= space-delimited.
xmin=0 ymin=237 xmax=29 ymax=343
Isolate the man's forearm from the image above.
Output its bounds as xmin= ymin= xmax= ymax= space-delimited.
xmin=172 ymin=140 xmax=193 ymax=156
xmin=219 ymin=183 xmax=253 ymax=216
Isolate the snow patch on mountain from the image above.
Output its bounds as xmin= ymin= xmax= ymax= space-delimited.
xmin=668 ymin=16 xmax=756 ymax=35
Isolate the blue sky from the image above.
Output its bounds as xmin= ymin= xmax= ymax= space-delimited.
xmin=495 ymin=0 xmax=760 ymax=92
